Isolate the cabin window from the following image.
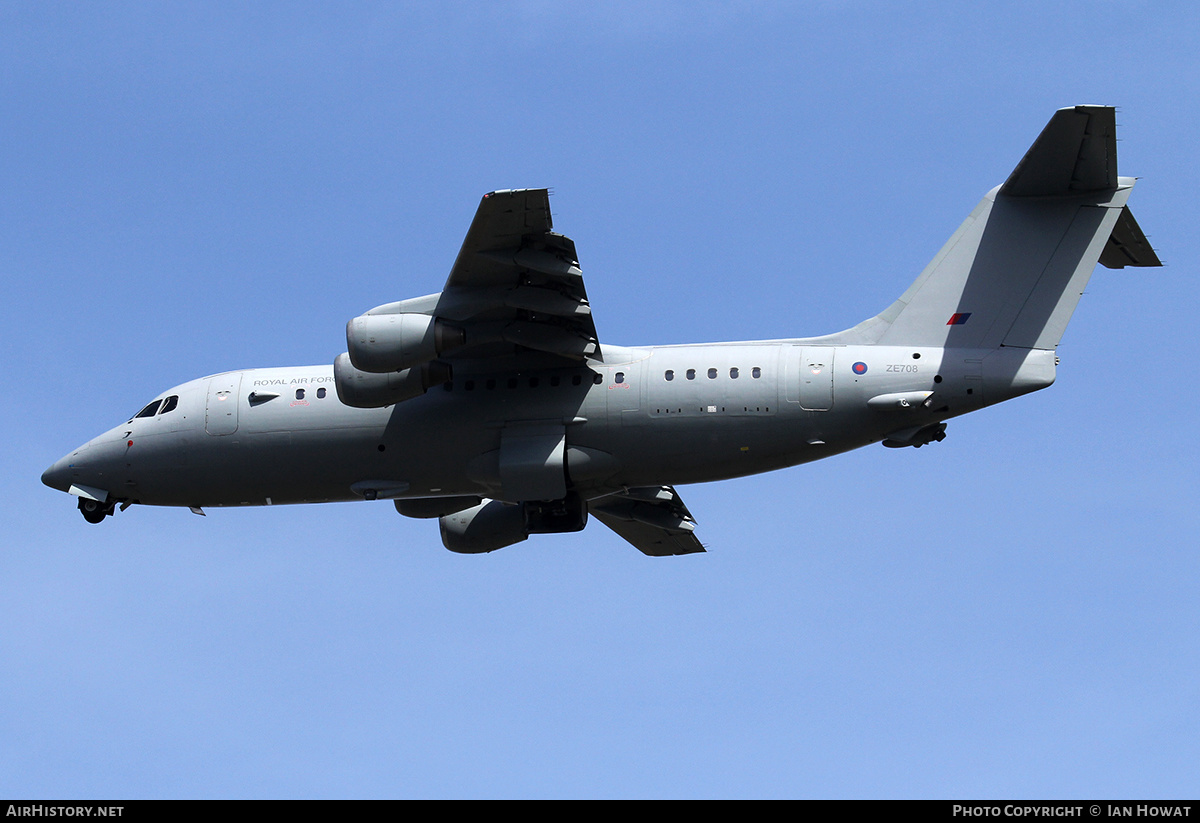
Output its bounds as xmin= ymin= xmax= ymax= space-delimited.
xmin=529 ymin=377 xmax=539 ymax=388
xmin=508 ymin=378 xmax=518 ymax=389
xmin=159 ymin=395 xmax=179 ymax=414
xmin=551 ymin=376 xmax=560 ymax=387
xmin=572 ymin=374 xmax=583 ymax=386
xmin=593 ymin=373 xmax=603 ymax=385
xmin=730 ymin=367 xmax=739 ymax=379
xmin=615 ymin=372 xmax=625 ymax=384
xmin=317 ymin=387 xmax=326 ymax=399
xmin=687 ymin=369 xmax=696 ymax=380
xmin=486 ymin=379 xmax=496 ymax=390
xmin=708 ymin=368 xmax=717 ymax=379
xmin=665 ymin=370 xmax=674 ymax=381
xmin=295 ymin=389 xmax=305 ymax=400
xmin=752 ymin=367 xmax=761 ymax=379
xmin=465 ymin=380 xmax=475 ymax=391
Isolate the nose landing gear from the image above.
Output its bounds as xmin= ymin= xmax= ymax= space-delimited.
xmin=78 ymin=497 xmax=116 ymax=524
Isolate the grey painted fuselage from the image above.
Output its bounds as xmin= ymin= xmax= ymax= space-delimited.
xmin=44 ymin=342 xmax=1044 ymax=508
xmin=41 ymin=106 xmax=1161 ymax=553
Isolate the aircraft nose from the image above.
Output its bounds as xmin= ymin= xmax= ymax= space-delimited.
xmin=42 ymin=440 xmax=94 ymax=493
xmin=41 ymin=455 xmax=73 ymax=493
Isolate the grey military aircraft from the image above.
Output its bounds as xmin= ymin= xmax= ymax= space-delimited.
xmin=42 ymin=105 xmax=1160 ymax=555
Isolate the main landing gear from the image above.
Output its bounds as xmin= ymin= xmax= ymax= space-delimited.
xmin=78 ymin=497 xmax=116 ymax=524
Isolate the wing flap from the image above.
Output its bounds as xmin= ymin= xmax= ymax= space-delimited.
xmin=504 ymin=285 xmax=592 ymax=318
xmin=591 ymin=486 xmax=706 ymax=556
xmin=437 ymin=189 xmax=600 ymax=365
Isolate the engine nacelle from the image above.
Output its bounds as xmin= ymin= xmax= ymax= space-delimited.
xmin=347 ymin=312 xmax=465 ymax=374
xmin=333 ymin=353 xmax=450 ymax=408
xmin=394 ymin=496 xmax=483 ymax=519
xmin=439 ymin=500 xmax=529 ymax=554
xmin=438 ymin=494 xmax=588 ymax=554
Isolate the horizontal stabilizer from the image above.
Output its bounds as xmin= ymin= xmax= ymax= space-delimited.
xmin=1099 ymin=206 xmax=1162 ymax=268
xmin=1001 ymin=106 xmax=1117 ymax=197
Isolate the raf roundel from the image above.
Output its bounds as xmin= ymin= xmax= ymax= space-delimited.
xmin=852 ymin=361 xmax=868 ymax=375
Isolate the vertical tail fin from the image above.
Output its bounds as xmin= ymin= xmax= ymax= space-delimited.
xmin=839 ymin=106 xmax=1160 ymax=350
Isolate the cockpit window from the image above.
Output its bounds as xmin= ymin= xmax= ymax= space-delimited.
xmin=134 ymin=400 xmax=161 ymax=419
xmin=159 ymin=395 xmax=179 ymax=414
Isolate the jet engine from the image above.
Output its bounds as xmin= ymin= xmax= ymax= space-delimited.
xmin=438 ymin=494 xmax=588 ymax=553
xmin=439 ymin=499 xmax=530 ymax=553
xmin=333 ymin=353 xmax=450 ymax=409
xmin=394 ymin=496 xmax=483 ymax=519
xmin=346 ymin=312 xmax=465 ymax=373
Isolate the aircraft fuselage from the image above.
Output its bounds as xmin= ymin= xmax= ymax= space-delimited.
xmin=41 ymin=107 xmax=1159 ymax=552
xmin=42 ymin=342 xmax=1052 ymax=510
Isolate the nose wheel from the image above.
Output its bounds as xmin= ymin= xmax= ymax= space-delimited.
xmin=78 ymin=497 xmax=115 ymax=524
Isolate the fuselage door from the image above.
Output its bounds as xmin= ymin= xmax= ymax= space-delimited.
xmin=205 ymin=373 xmax=243 ymax=436
xmin=799 ymin=347 xmax=834 ymax=410
xmin=603 ymin=364 xmax=641 ymax=423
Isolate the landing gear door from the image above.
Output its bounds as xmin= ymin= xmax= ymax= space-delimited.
xmin=205 ymin=373 xmax=242 ymax=436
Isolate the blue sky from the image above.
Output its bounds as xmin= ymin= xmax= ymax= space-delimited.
xmin=3 ymin=2 xmax=1198 ymax=798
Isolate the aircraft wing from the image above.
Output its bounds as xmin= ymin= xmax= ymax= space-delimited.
xmin=430 ymin=189 xmax=601 ymax=367
xmin=590 ymin=486 xmax=706 ymax=556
